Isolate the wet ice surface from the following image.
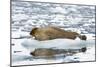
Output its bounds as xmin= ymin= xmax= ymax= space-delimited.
xmin=11 ymin=1 xmax=96 ymax=66
xmin=21 ymin=38 xmax=95 ymax=51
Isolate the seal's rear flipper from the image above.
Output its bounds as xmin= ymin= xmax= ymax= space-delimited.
xmin=80 ymin=47 xmax=87 ymax=52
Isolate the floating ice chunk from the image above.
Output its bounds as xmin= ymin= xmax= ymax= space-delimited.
xmin=21 ymin=39 xmax=95 ymax=52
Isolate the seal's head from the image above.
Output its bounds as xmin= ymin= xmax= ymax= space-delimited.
xmin=30 ymin=28 xmax=38 ymax=36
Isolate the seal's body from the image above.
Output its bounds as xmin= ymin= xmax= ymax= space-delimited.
xmin=30 ymin=26 xmax=87 ymax=41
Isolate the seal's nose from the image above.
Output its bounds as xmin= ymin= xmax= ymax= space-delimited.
xmin=30 ymin=52 xmax=35 ymax=56
xmin=30 ymin=31 xmax=32 ymax=35
xmin=30 ymin=52 xmax=33 ymax=55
